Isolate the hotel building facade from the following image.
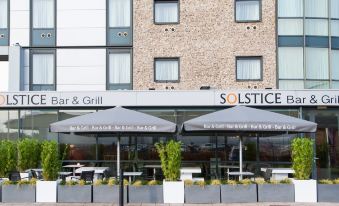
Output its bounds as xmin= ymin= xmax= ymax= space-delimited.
xmin=0 ymin=0 xmax=338 ymax=179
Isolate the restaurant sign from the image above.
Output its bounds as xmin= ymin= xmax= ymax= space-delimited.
xmin=0 ymin=90 xmax=338 ymax=107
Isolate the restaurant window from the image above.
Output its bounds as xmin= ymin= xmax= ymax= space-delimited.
xmin=154 ymin=58 xmax=179 ymax=82
xmin=0 ymin=0 xmax=8 ymax=46
xmin=0 ymin=110 xmax=19 ymax=140
xmin=235 ymin=0 xmax=261 ymax=22
xmin=59 ymin=110 xmax=97 ymax=161
xmin=236 ymin=56 xmax=262 ymax=81
xmin=154 ymin=0 xmax=179 ymax=24
xmin=31 ymin=0 xmax=56 ymax=46
xmin=107 ymin=50 xmax=132 ymax=90
xmin=19 ymin=110 xmax=58 ymax=140
xmin=30 ymin=50 xmax=55 ymax=91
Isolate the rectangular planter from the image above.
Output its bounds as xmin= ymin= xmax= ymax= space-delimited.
xmin=163 ymin=180 xmax=184 ymax=203
xmin=2 ymin=184 xmax=36 ymax=203
xmin=129 ymin=185 xmax=163 ymax=203
xmin=258 ymin=184 xmax=294 ymax=202
xmin=185 ymin=185 xmax=220 ymax=203
xmin=318 ymin=184 xmax=339 ymax=202
xmin=221 ymin=184 xmax=257 ymax=203
xmin=93 ymin=185 xmax=127 ymax=203
xmin=293 ymin=179 xmax=317 ymax=202
xmin=36 ymin=181 xmax=57 ymax=202
xmin=58 ymin=185 xmax=92 ymax=203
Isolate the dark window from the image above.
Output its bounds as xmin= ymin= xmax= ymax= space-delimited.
xmin=236 ymin=56 xmax=262 ymax=81
xmin=154 ymin=0 xmax=179 ymax=24
xmin=154 ymin=58 xmax=179 ymax=82
xmin=235 ymin=0 xmax=261 ymax=22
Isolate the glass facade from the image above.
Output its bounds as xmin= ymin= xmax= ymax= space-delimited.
xmin=1 ymin=106 xmax=337 ymax=179
xmin=278 ymin=0 xmax=339 ymax=89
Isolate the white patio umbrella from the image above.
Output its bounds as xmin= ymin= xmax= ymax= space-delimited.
xmin=50 ymin=106 xmax=177 ymax=177
xmin=182 ymin=106 xmax=317 ymax=180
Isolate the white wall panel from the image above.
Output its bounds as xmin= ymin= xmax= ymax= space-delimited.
xmin=57 ymin=28 xmax=106 ymax=46
xmin=57 ymin=49 xmax=106 ymax=67
xmin=57 ymin=0 xmax=105 ymax=10
xmin=57 ymin=67 xmax=105 ymax=85
xmin=0 ymin=61 xmax=9 ymax=92
xmin=57 ymin=85 xmax=106 ymax=91
xmin=10 ymin=0 xmax=30 ymax=11
xmin=58 ymin=10 xmax=106 ymax=28
xmin=24 ymin=66 xmax=29 ymax=85
xmin=10 ymin=29 xmax=29 ymax=46
xmin=24 ymin=49 xmax=30 ymax=67
xmin=10 ymin=11 xmax=29 ymax=29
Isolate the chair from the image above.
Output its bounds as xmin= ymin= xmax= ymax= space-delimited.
xmin=9 ymin=171 xmax=22 ymax=182
xmin=263 ymin=168 xmax=272 ymax=181
xmin=30 ymin=170 xmax=44 ymax=180
xmin=72 ymin=170 xmax=95 ymax=183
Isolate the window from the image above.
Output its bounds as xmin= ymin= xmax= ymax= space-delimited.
xmin=278 ymin=19 xmax=303 ymax=35
xmin=305 ymin=0 xmax=328 ymax=18
xmin=154 ymin=0 xmax=179 ymax=24
xmin=305 ymin=47 xmax=329 ymax=80
xmin=109 ymin=0 xmax=131 ymax=27
xmin=332 ymin=0 xmax=339 ymax=18
xmin=305 ymin=19 xmax=328 ymax=36
xmin=108 ymin=50 xmax=132 ymax=90
xmin=235 ymin=0 xmax=260 ymax=22
xmin=0 ymin=0 xmax=7 ymax=29
xmin=32 ymin=0 xmax=55 ymax=29
xmin=30 ymin=51 xmax=55 ymax=91
xmin=236 ymin=57 xmax=262 ymax=80
xmin=154 ymin=58 xmax=179 ymax=82
xmin=331 ymin=50 xmax=339 ymax=80
xmin=278 ymin=0 xmax=303 ymax=17
xmin=278 ymin=47 xmax=304 ymax=79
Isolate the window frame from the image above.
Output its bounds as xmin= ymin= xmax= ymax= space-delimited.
xmin=29 ymin=49 xmax=56 ymax=91
xmin=235 ymin=56 xmax=263 ymax=81
xmin=30 ymin=0 xmax=57 ymax=47
xmin=235 ymin=0 xmax=262 ymax=23
xmin=153 ymin=0 xmax=180 ymax=25
xmin=106 ymin=49 xmax=133 ymax=90
xmin=154 ymin=57 xmax=180 ymax=83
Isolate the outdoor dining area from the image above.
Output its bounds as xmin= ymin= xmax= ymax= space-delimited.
xmin=2 ymin=105 xmax=339 ymax=204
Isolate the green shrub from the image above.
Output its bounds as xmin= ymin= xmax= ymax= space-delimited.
xmin=226 ymin=180 xmax=237 ymax=185
xmin=254 ymin=178 xmax=266 ymax=185
xmin=319 ymin=179 xmax=333 ymax=184
xmin=108 ymin=178 xmax=118 ymax=186
xmin=239 ymin=178 xmax=252 ymax=185
xmin=194 ymin=180 xmax=205 ymax=187
xmin=155 ymin=140 xmax=181 ymax=181
xmin=0 ymin=140 xmax=17 ymax=177
xmin=209 ymin=179 xmax=221 ymax=185
xmin=17 ymin=138 xmax=41 ymax=172
xmin=333 ymin=179 xmax=339 ymax=184
xmin=280 ymin=178 xmax=292 ymax=184
xmin=132 ymin=180 xmax=144 ymax=187
xmin=147 ymin=180 xmax=160 ymax=185
xmin=41 ymin=140 xmax=61 ymax=181
xmin=184 ymin=179 xmax=194 ymax=186
xmin=291 ymin=137 xmax=314 ymax=180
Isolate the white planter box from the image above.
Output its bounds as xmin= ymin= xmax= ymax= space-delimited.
xmin=163 ymin=180 xmax=184 ymax=203
xmin=36 ymin=181 xmax=57 ymax=202
xmin=293 ymin=179 xmax=317 ymax=202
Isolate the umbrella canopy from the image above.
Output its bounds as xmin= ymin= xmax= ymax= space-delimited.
xmin=183 ymin=105 xmax=317 ymax=133
xmin=50 ymin=106 xmax=177 ymax=134
xmin=50 ymin=106 xmax=177 ymax=177
xmin=182 ymin=106 xmax=317 ymax=180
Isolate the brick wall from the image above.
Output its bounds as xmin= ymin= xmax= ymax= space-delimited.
xmin=133 ymin=0 xmax=276 ymax=90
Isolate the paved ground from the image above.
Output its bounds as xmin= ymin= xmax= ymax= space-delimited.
xmin=1 ymin=204 xmax=339 ymax=206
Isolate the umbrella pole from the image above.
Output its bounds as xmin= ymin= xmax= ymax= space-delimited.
xmin=239 ymin=135 xmax=243 ymax=180
xmin=117 ymin=134 xmax=120 ymax=179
